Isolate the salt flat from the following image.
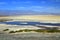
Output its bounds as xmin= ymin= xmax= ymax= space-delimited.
xmin=0 ymin=15 xmax=60 ymax=22
xmin=0 ymin=15 xmax=60 ymax=40
xmin=0 ymin=15 xmax=60 ymax=31
xmin=0 ymin=24 xmax=41 ymax=31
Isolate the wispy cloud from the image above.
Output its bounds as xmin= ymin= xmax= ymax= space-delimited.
xmin=16 ymin=7 xmax=25 ymax=9
xmin=30 ymin=6 xmax=60 ymax=13
xmin=12 ymin=1 xmax=32 ymax=4
xmin=15 ymin=6 xmax=43 ymax=10
xmin=41 ymin=1 xmax=46 ymax=4
xmin=31 ymin=6 xmax=43 ymax=8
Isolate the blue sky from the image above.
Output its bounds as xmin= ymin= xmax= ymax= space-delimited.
xmin=0 ymin=0 xmax=60 ymax=15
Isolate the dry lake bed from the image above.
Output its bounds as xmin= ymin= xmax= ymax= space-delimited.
xmin=0 ymin=15 xmax=60 ymax=40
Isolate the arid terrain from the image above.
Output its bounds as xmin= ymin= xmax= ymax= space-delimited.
xmin=0 ymin=15 xmax=60 ymax=40
xmin=0 ymin=32 xmax=60 ymax=40
xmin=0 ymin=15 xmax=60 ymax=22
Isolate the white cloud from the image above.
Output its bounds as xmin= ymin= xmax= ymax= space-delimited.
xmin=14 ymin=6 xmax=60 ymax=13
xmin=15 ymin=6 xmax=28 ymax=10
xmin=12 ymin=1 xmax=31 ymax=4
xmin=31 ymin=6 xmax=43 ymax=9
xmin=30 ymin=6 xmax=59 ymax=13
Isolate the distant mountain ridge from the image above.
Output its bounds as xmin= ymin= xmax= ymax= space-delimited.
xmin=0 ymin=10 xmax=60 ymax=16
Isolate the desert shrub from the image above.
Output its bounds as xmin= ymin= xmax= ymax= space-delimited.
xmin=56 ymin=30 xmax=60 ymax=32
xmin=15 ymin=30 xmax=23 ymax=32
xmin=23 ymin=29 xmax=32 ymax=32
xmin=9 ymin=31 xmax=16 ymax=33
xmin=47 ymin=30 xmax=60 ymax=33
xmin=3 ymin=29 xmax=9 ymax=31
xmin=0 ymin=19 xmax=13 ymax=22
xmin=33 ymin=29 xmax=44 ymax=32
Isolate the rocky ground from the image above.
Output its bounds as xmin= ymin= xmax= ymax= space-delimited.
xmin=0 ymin=32 xmax=60 ymax=40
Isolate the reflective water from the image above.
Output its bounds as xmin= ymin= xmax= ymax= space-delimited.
xmin=0 ymin=21 xmax=60 ymax=26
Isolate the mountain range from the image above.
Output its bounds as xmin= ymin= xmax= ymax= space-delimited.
xmin=0 ymin=10 xmax=60 ymax=16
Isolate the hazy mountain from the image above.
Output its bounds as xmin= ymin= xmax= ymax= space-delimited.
xmin=0 ymin=10 xmax=60 ymax=16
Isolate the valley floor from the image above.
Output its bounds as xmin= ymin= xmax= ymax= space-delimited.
xmin=0 ymin=32 xmax=60 ymax=40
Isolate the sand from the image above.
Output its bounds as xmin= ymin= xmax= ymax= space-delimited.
xmin=0 ymin=15 xmax=60 ymax=40
xmin=0 ymin=15 xmax=60 ymax=22
xmin=0 ymin=31 xmax=60 ymax=40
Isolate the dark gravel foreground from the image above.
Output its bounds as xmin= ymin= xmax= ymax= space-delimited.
xmin=0 ymin=32 xmax=60 ymax=40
